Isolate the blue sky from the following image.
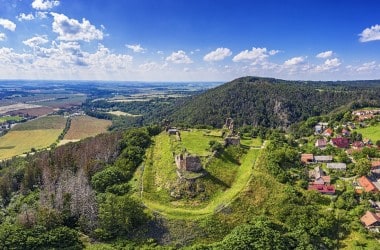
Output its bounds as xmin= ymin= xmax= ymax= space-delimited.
xmin=0 ymin=0 xmax=380 ymax=81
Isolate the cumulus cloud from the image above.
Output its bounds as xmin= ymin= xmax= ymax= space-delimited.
xmin=203 ymin=47 xmax=232 ymax=62
xmin=314 ymin=58 xmax=341 ymax=72
xmin=359 ymin=24 xmax=380 ymax=42
xmin=0 ymin=33 xmax=6 ymax=41
xmin=166 ymin=50 xmax=193 ymax=64
xmin=355 ymin=61 xmax=378 ymax=72
xmin=23 ymin=35 xmax=49 ymax=48
xmin=269 ymin=49 xmax=279 ymax=56
xmin=32 ymin=0 xmax=60 ymax=10
xmin=232 ymin=47 xmax=276 ymax=64
xmin=51 ymin=12 xmax=103 ymax=42
xmin=316 ymin=50 xmax=333 ymax=58
xmin=284 ymin=56 xmax=305 ymax=66
xmin=0 ymin=18 xmax=16 ymax=31
xmin=126 ymin=44 xmax=146 ymax=53
xmin=17 ymin=13 xmax=35 ymax=21
xmin=36 ymin=12 xmax=48 ymax=19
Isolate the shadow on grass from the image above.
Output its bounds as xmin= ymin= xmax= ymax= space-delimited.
xmin=217 ymin=150 xmax=240 ymax=165
xmin=203 ymin=170 xmax=230 ymax=188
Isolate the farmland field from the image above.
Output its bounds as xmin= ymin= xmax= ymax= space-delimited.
xmin=0 ymin=116 xmax=23 ymax=123
xmin=64 ymin=115 xmax=111 ymax=140
xmin=12 ymin=115 xmax=67 ymax=131
xmin=356 ymin=123 xmax=380 ymax=142
xmin=0 ymin=129 xmax=62 ymax=159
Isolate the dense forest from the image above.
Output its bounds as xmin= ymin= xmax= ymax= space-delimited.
xmin=171 ymin=77 xmax=380 ymax=128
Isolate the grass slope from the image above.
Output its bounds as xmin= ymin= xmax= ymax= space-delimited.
xmin=356 ymin=123 xmax=380 ymax=142
xmin=0 ymin=116 xmax=23 ymax=123
xmin=140 ymin=131 xmax=261 ymax=219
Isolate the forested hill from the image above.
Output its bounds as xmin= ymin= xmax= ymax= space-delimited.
xmin=171 ymin=76 xmax=380 ymax=128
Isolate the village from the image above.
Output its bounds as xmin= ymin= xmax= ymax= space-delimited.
xmin=301 ymin=109 xmax=380 ymax=232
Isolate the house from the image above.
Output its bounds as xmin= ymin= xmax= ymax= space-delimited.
xmin=358 ymin=176 xmax=378 ymax=193
xmin=363 ymin=138 xmax=373 ymax=145
xmin=315 ymin=122 xmax=328 ymax=134
xmin=167 ymin=128 xmax=179 ymax=135
xmin=360 ymin=211 xmax=380 ymax=229
xmin=308 ymin=184 xmax=335 ymax=195
xmin=309 ymin=166 xmax=330 ymax=185
xmin=331 ymin=137 xmax=350 ymax=148
xmin=352 ymin=141 xmax=364 ymax=149
xmin=315 ymin=139 xmax=327 ymax=149
xmin=371 ymin=161 xmax=380 ymax=175
xmin=326 ymin=163 xmax=347 ymax=171
xmin=322 ymin=128 xmax=333 ymax=137
xmin=341 ymin=128 xmax=350 ymax=136
xmin=314 ymin=155 xmax=333 ymax=163
xmin=301 ymin=154 xmax=314 ymax=164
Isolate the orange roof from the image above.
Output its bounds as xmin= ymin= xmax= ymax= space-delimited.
xmin=372 ymin=161 xmax=380 ymax=168
xmin=360 ymin=211 xmax=380 ymax=227
xmin=301 ymin=154 xmax=313 ymax=160
xmin=358 ymin=176 xmax=378 ymax=193
xmin=323 ymin=128 xmax=333 ymax=135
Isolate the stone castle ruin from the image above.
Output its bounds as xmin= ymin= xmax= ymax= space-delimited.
xmin=175 ymin=153 xmax=203 ymax=172
xmin=223 ymin=117 xmax=240 ymax=146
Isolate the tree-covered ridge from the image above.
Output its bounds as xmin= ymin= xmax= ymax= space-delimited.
xmin=171 ymin=76 xmax=380 ymax=128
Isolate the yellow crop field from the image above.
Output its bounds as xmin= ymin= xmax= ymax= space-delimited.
xmin=64 ymin=115 xmax=111 ymax=140
xmin=0 ymin=129 xmax=62 ymax=159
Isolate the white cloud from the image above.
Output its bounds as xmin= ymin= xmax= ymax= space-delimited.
xmin=0 ymin=18 xmax=16 ymax=31
xmin=36 ymin=12 xmax=48 ymax=19
xmin=157 ymin=50 xmax=164 ymax=55
xmin=269 ymin=49 xmax=279 ymax=55
xmin=51 ymin=13 xmax=103 ymax=42
xmin=203 ymin=47 xmax=232 ymax=62
xmin=32 ymin=0 xmax=60 ymax=10
xmin=359 ymin=24 xmax=380 ymax=42
xmin=23 ymin=35 xmax=49 ymax=48
xmin=316 ymin=50 xmax=333 ymax=58
xmin=17 ymin=13 xmax=35 ymax=21
xmin=126 ymin=44 xmax=146 ymax=53
xmin=166 ymin=50 xmax=193 ymax=64
xmin=355 ymin=61 xmax=377 ymax=72
xmin=232 ymin=47 xmax=271 ymax=63
xmin=314 ymin=58 xmax=341 ymax=72
xmin=284 ymin=56 xmax=305 ymax=66
xmin=0 ymin=33 xmax=6 ymax=41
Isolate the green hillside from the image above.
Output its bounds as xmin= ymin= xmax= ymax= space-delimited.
xmin=137 ymin=129 xmax=261 ymax=219
xmin=171 ymin=77 xmax=380 ymax=128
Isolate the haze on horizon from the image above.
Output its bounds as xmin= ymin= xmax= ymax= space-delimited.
xmin=0 ymin=0 xmax=380 ymax=82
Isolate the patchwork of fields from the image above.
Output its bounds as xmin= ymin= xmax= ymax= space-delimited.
xmin=0 ymin=115 xmax=67 ymax=160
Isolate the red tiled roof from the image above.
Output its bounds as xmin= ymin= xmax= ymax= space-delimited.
xmin=358 ymin=176 xmax=378 ymax=193
xmin=331 ymin=137 xmax=350 ymax=148
xmin=308 ymin=184 xmax=335 ymax=194
xmin=360 ymin=211 xmax=380 ymax=227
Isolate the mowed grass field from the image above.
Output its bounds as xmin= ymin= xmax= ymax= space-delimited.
xmin=64 ymin=115 xmax=111 ymax=140
xmin=356 ymin=123 xmax=380 ymax=142
xmin=0 ymin=115 xmax=67 ymax=159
